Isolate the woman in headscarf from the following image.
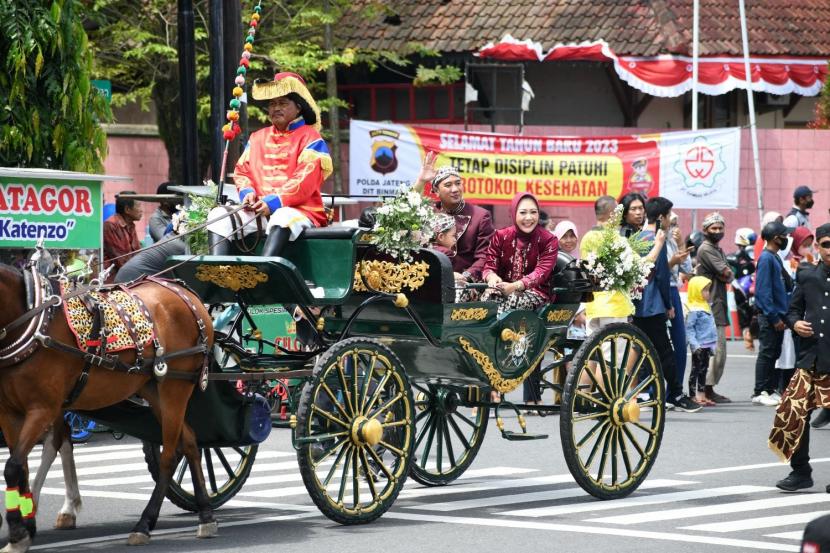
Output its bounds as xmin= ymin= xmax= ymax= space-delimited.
xmin=481 ymin=192 xmax=559 ymax=314
xmin=553 ymin=220 xmax=579 ymax=258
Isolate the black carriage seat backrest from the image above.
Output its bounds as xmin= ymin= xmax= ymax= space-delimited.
xmin=297 ymin=226 xmax=362 ymax=240
xmin=549 ymin=252 xmax=594 ymax=304
xmin=355 ymin=245 xmax=455 ymax=304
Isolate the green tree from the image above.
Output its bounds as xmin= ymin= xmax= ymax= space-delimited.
xmin=0 ymin=0 xmax=111 ymax=171
xmin=85 ymin=0 xmax=460 ymax=186
xmin=808 ymin=62 xmax=830 ymax=129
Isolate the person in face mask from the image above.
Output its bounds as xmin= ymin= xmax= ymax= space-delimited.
xmin=694 ymin=212 xmax=734 ymax=403
xmin=783 ymin=185 xmax=816 ymax=230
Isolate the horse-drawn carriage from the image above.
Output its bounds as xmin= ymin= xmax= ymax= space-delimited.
xmin=76 ymin=226 xmax=666 ymax=524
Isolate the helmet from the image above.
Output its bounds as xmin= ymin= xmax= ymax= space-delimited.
xmin=734 ymin=227 xmax=757 ymax=247
xmin=686 ymin=230 xmax=705 ymax=255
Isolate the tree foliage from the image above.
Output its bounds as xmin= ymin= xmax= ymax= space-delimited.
xmin=808 ymin=62 xmax=830 ymax=129
xmin=0 ymin=0 xmax=111 ymax=171
xmin=84 ymin=0 xmax=461 ymax=183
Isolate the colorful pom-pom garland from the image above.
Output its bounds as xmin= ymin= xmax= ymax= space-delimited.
xmin=224 ymin=1 xmax=263 ymax=142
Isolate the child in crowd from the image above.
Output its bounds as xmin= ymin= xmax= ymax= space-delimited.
xmin=686 ymin=276 xmax=718 ymax=406
xmin=431 ymin=214 xmax=457 ymax=257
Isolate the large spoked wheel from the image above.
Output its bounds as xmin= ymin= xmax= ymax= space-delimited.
xmin=296 ymin=337 xmax=414 ymax=525
xmin=143 ymin=442 xmax=257 ymax=511
xmin=560 ymin=323 xmax=665 ymax=500
xmin=409 ymin=382 xmax=489 ymax=486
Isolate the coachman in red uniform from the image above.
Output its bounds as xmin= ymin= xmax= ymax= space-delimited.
xmin=208 ymin=72 xmax=332 ymax=257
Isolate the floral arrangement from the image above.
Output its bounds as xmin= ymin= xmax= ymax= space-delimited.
xmin=582 ymin=205 xmax=653 ymax=300
xmin=171 ymin=182 xmax=218 ymax=255
xmin=370 ymin=186 xmax=439 ymax=262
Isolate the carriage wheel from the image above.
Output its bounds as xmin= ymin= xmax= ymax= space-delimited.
xmin=143 ymin=442 xmax=257 ymax=512
xmin=409 ymin=382 xmax=488 ymax=486
xmin=296 ymin=337 xmax=414 ymax=525
xmin=560 ymin=323 xmax=665 ymax=500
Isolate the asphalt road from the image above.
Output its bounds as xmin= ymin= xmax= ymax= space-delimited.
xmin=7 ymin=341 xmax=829 ymax=553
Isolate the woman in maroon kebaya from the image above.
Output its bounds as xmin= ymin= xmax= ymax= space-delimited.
xmin=481 ymin=192 xmax=559 ymax=314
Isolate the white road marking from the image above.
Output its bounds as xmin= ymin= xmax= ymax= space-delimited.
xmin=588 ymin=494 xmax=830 ymax=525
xmin=379 ymin=511 xmax=800 ymax=552
xmin=681 ymin=510 xmax=830 ymax=533
xmin=400 ymin=473 xmax=574 ymax=500
xmin=677 ymin=458 xmax=830 ymax=476
xmin=407 ymin=479 xmax=693 ymax=512
xmin=500 ymin=485 xmax=769 ymax=518
xmin=766 ymin=531 xmax=805 ymax=540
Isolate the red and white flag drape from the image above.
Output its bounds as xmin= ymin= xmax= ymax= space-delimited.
xmin=475 ymin=35 xmax=828 ymax=97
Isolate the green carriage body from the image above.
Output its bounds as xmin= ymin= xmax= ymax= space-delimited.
xmin=84 ymin=227 xmax=663 ymax=522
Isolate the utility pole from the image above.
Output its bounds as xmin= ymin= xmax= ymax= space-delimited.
xmin=324 ymin=0 xmax=343 ymax=194
xmin=209 ymin=0 xmax=225 ymax=185
xmin=177 ymin=0 xmax=199 ymax=187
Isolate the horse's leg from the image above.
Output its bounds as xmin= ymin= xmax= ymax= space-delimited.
xmin=136 ymin=384 xmax=216 ymax=538
xmin=2 ymin=410 xmax=54 ymax=553
xmin=127 ymin=381 xmax=193 ymax=546
xmin=54 ymin=423 xmax=81 ymax=530
xmin=29 ymin=425 xmax=57 ymax=512
xmin=179 ymin=423 xmax=216 ymax=538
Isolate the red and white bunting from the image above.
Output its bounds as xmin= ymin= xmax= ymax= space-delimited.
xmin=475 ymin=35 xmax=828 ymax=97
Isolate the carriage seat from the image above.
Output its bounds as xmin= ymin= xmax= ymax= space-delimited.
xmin=548 ymin=252 xmax=594 ymax=304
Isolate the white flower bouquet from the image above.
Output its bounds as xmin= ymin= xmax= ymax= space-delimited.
xmin=172 ymin=181 xmax=218 ymax=255
xmin=582 ymin=205 xmax=653 ymax=300
xmin=370 ymin=186 xmax=439 ymax=262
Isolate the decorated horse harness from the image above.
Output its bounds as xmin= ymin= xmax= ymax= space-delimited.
xmin=0 ymin=249 xmax=211 ymax=408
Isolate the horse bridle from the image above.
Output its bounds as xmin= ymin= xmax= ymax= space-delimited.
xmin=0 ymin=264 xmax=61 ymax=369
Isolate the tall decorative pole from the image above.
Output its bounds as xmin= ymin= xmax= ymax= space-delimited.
xmin=216 ymin=1 xmax=263 ymax=206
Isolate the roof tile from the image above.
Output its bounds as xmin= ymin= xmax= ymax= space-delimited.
xmin=340 ymin=0 xmax=830 ymax=57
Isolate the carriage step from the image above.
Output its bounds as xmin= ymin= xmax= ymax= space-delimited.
xmin=501 ymin=429 xmax=549 ymax=441
xmin=494 ymin=402 xmax=549 ymax=441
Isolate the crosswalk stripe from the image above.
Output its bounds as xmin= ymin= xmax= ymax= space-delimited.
xmin=406 ymin=479 xmax=692 ymax=512
xmin=765 ymin=531 xmax=805 ymax=541
xmin=399 ymin=474 xmax=576 ymax=500
xmin=499 ymin=485 xmax=769 ymax=518
xmin=587 ymin=494 xmax=830 ymax=525
xmin=680 ymin=510 xmax=830 ymax=533
xmin=677 ymin=458 xmax=830 ymax=476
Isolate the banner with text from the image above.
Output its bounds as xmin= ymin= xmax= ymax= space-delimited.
xmin=0 ymin=176 xmax=101 ymax=249
xmin=349 ymin=120 xmax=740 ymax=208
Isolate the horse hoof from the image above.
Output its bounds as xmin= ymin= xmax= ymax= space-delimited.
xmin=54 ymin=513 xmax=76 ymax=530
xmin=196 ymin=521 xmax=218 ymax=539
xmin=126 ymin=532 xmax=150 ymax=546
xmin=0 ymin=535 xmax=32 ymax=553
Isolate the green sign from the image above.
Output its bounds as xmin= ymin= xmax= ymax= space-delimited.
xmin=91 ymin=79 xmax=112 ymax=104
xmin=246 ymin=305 xmax=300 ymax=353
xmin=0 ymin=176 xmax=102 ymax=249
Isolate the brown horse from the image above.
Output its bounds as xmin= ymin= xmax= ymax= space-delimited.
xmin=0 ymin=262 xmax=215 ymax=552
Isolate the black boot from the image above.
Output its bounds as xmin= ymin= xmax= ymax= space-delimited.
xmin=208 ymin=231 xmax=233 ymax=256
xmin=262 ymin=227 xmax=291 ymax=258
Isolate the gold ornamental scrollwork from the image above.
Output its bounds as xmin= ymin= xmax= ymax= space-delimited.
xmin=546 ymin=309 xmax=574 ymax=323
xmin=195 ymin=264 xmax=269 ymax=292
xmin=353 ymin=260 xmax=429 ymax=293
xmin=450 ymin=308 xmax=489 ymax=321
xmin=458 ymin=336 xmax=554 ymax=394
